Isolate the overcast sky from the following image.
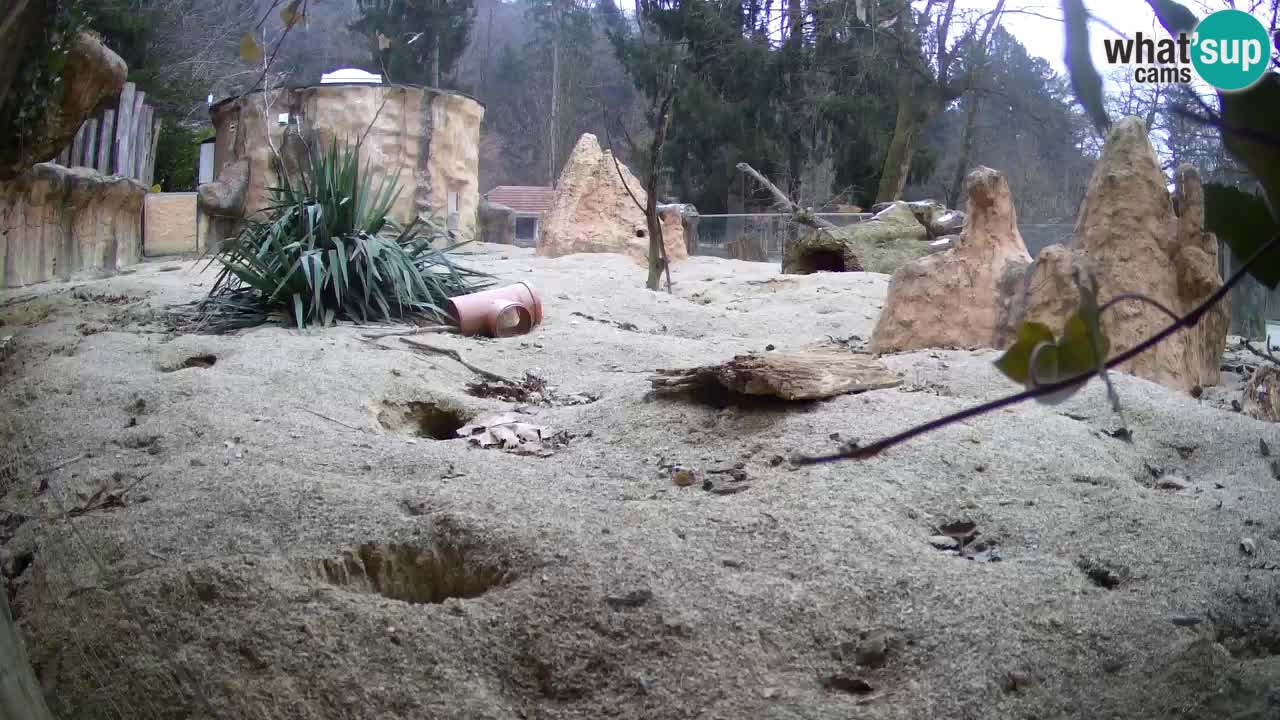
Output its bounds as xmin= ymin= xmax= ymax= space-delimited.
xmin=983 ymin=0 xmax=1168 ymax=75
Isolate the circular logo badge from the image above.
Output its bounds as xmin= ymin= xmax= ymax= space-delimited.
xmin=1191 ymin=9 xmax=1271 ymax=92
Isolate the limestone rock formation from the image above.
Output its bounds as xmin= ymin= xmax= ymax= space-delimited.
xmin=478 ymin=199 xmax=517 ymax=245
xmin=197 ymin=159 xmax=249 ymax=250
xmin=0 ymin=163 xmax=145 ymax=289
xmin=0 ymin=33 xmax=127 ymax=181
xmin=1010 ymin=117 xmax=1228 ymax=392
xmin=198 ymin=160 xmax=249 ymax=217
xmin=661 ymin=203 xmax=700 ymax=253
xmin=208 ymin=85 xmax=483 ymax=242
xmin=788 ymin=201 xmax=928 ymax=275
xmin=659 ymin=205 xmax=688 ymax=260
xmin=870 ymin=167 xmax=1032 ymax=354
xmin=538 ymin=134 xmax=688 ymax=265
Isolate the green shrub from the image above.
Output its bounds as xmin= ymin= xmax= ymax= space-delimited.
xmin=200 ymin=140 xmax=489 ymax=331
xmin=152 ymin=123 xmax=209 ymax=191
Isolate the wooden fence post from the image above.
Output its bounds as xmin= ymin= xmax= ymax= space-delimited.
xmin=84 ymin=119 xmax=98 ymax=171
xmin=133 ymin=105 xmax=152 ymax=181
xmin=42 ymin=86 xmax=158 ymax=180
xmin=96 ymin=109 xmax=114 ymax=174
xmin=69 ymin=124 xmax=86 ymax=167
xmin=129 ymin=92 xmax=146 ymax=180
xmin=145 ymin=116 xmax=162 ymax=187
xmin=114 ymin=82 xmax=136 ymax=176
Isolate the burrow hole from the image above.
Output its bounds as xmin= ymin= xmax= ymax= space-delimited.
xmin=163 ymin=354 xmax=217 ymax=372
xmin=377 ymin=400 xmax=469 ymax=440
xmin=796 ymin=248 xmax=851 ymax=273
xmin=301 ymin=541 xmax=512 ymax=604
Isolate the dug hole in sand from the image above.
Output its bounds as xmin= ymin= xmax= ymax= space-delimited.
xmin=1 ymin=245 xmax=1278 ymax=719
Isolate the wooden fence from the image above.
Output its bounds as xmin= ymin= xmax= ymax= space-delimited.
xmin=50 ymin=82 xmax=161 ymax=186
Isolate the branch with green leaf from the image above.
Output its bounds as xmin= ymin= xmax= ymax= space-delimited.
xmin=799 ymin=0 xmax=1280 ymax=466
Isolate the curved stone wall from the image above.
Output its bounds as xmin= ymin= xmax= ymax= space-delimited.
xmin=208 ymin=84 xmax=483 ymax=242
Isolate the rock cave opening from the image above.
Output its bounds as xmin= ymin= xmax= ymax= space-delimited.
xmin=793 ymin=248 xmax=853 ymax=274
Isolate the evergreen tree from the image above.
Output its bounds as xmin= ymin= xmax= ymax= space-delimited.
xmin=352 ymin=0 xmax=477 ymax=87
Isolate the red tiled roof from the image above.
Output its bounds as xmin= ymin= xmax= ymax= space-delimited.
xmin=485 ymin=186 xmax=554 ymax=215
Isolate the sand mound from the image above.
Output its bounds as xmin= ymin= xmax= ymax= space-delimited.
xmin=1 ymin=246 xmax=1277 ymax=719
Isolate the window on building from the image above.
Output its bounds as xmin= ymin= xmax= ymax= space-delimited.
xmin=515 ymin=216 xmax=538 ymax=246
xmin=447 ymin=191 xmax=460 ymax=230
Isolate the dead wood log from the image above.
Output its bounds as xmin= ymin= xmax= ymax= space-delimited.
xmin=736 ymin=163 xmax=836 ymax=231
xmin=651 ymin=347 xmax=900 ymax=401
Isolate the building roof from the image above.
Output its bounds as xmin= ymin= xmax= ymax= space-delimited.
xmin=209 ymin=82 xmax=482 ymax=115
xmin=321 ymin=68 xmax=382 ymax=85
xmin=485 ymin=186 xmax=555 ymax=215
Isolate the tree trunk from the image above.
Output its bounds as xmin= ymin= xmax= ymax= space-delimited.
xmin=679 ymin=151 xmax=693 ymax=203
xmin=646 ymin=85 xmax=676 ymax=291
xmin=548 ymin=13 xmax=561 ymax=187
xmin=1 ymin=591 xmax=55 ymax=720
xmin=0 ymin=0 xmax=35 ymax=118
xmin=947 ymin=95 xmax=981 ymax=208
xmin=430 ymin=42 xmax=440 ymax=87
xmin=875 ymin=78 xmax=941 ymax=203
xmin=480 ymin=2 xmax=495 ymax=96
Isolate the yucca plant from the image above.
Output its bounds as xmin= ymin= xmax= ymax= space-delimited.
xmin=195 ymin=139 xmax=489 ymax=331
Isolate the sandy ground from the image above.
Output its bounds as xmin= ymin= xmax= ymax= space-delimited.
xmin=2 ymin=244 xmax=1280 ymax=720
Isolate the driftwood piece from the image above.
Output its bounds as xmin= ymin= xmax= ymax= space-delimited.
xmin=651 ymin=347 xmax=900 ymax=400
xmin=1243 ymin=365 xmax=1280 ymax=422
xmin=736 ymin=163 xmax=835 ymax=230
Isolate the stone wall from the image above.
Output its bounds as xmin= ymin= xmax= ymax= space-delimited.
xmin=207 ymin=84 xmax=483 ymax=245
xmin=0 ymin=163 xmax=144 ymax=289
xmin=143 ymin=192 xmax=198 ymax=256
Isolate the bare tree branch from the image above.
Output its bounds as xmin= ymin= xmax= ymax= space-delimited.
xmin=737 ymin=162 xmax=837 ymax=229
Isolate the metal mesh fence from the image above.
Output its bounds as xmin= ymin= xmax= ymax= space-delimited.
xmin=689 ymin=213 xmax=870 ymax=262
xmin=690 ymin=215 xmax=1076 ymax=263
